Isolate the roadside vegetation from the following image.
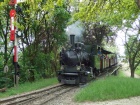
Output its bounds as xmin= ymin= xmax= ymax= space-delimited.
xmin=0 ymin=78 xmax=58 ymax=98
xmin=135 ymin=66 xmax=140 ymax=76
xmin=118 ymin=68 xmax=126 ymax=77
xmin=75 ymin=76 xmax=140 ymax=102
xmin=74 ymin=69 xmax=140 ymax=102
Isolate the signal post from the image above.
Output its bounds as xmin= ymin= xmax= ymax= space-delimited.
xmin=9 ymin=0 xmax=26 ymax=87
xmin=9 ymin=0 xmax=18 ymax=87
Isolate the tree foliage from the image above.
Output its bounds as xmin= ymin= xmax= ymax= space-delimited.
xmin=16 ymin=0 xmax=70 ymax=80
xmin=74 ymin=0 xmax=139 ymax=26
xmin=0 ymin=0 xmax=71 ymax=87
xmin=72 ymin=0 xmax=140 ymax=77
xmin=83 ymin=22 xmax=116 ymax=45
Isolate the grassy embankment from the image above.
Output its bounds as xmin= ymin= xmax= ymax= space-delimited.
xmin=74 ymin=68 xmax=140 ymax=102
xmin=135 ymin=66 xmax=140 ymax=76
xmin=0 ymin=78 xmax=58 ymax=98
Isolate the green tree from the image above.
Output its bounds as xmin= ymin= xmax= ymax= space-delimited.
xmin=0 ymin=0 xmax=70 ymax=86
xmin=0 ymin=0 xmax=11 ymax=66
xmin=16 ymin=0 xmax=70 ymax=80
xmin=124 ymin=30 xmax=140 ymax=77
xmin=72 ymin=0 xmax=140 ymax=77
xmin=0 ymin=0 xmax=16 ymax=88
xmin=73 ymin=0 xmax=139 ymax=26
xmin=83 ymin=22 xmax=116 ymax=45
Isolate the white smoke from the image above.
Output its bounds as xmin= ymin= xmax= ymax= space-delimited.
xmin=66 ymin=21 xmax=84 ymax=42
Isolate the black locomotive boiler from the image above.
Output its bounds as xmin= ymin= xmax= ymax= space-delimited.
xmin=57 ymin=35 xmax=117 ymax=85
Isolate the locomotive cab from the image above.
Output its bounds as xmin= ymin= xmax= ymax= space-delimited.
xmin=74 ymin=42 xmax=84 ymax=52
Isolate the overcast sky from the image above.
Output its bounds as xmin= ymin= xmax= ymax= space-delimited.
xmin=116 ymin=31 xmax=125 ymax=56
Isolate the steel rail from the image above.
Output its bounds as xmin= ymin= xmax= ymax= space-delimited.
xmin=0 ymin=84 xmax=64 ymax=105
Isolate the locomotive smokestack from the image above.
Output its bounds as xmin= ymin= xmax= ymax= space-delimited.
xmin=70 ymin=34 xmax=75 ymax=45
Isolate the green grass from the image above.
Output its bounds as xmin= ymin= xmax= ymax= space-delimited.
xmin=118 ymin=69 xmax=126 ymax=77
xmin=0 ymin=77 xmax=58 ymax=98
xmin=135 ymin=66 xmax=140 ymax=76
xmin=75 ymin=76 xmax=140 ymax=102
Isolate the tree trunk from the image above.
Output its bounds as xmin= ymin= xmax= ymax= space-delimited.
xmin=136 ymin=0 xmax=140 ymax=8
xmin=130 ymin=64 xmax=135 ymax=78
xmin=4 ymin=35 xmax=7 ymax=66
xmin=131 ymin=70 xmax=135 ymax=78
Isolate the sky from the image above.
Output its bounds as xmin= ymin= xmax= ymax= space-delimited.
xmin=116 ymin=31 xmax=125 ymax=56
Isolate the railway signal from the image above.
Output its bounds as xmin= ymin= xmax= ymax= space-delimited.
xmin=10 ymin=9 xmax=16 ymax=41
xmin=9 ymin=8 xmax=18 ymax=87
xmin=9 ymin=0 xmax=26 ymax=87
xmin=9 ymin=0 xmax=18 ymax=87
xmin=17 ymin=0 xmax=26 ymax=3
xmin=9 ymin=0 xmax=26 ymax=88
xmin=9 ymin=0 xmax=17 ymax=5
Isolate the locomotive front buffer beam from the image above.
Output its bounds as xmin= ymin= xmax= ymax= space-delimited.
xmin=57 ymin=71 xmax=92 ymax=85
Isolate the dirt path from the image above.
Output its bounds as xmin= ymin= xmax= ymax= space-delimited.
xmin=121 ymin=62 xmax=140 ymax=78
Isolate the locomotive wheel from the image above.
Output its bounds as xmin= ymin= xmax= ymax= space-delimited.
xmin=80 ymin=75 xmax=87 ymax=84
xmin=58 ymin=79 xmax=61 ymax=83
xmin=76 ymin=78 xmax=80 ymax=85
xmin=58 ymin=75 xmax=62 ymax=83
xmin=95 ymin=70 xmax=100 ymax=76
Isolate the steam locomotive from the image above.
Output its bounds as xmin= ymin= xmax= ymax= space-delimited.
xmin=57 ymin=35 xmax=117 ymax=85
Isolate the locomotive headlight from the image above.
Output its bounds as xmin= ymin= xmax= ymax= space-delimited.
xmin=60 ymin=66 xmax=64 ymax=70
xmin=76 ymin=66 xmax=80 ymax=70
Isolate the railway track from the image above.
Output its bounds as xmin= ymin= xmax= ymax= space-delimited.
xmin=0 ymin=84 xmax=76 ymax=105
xmin=0 ymin=65 xmax=120 ymax=105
